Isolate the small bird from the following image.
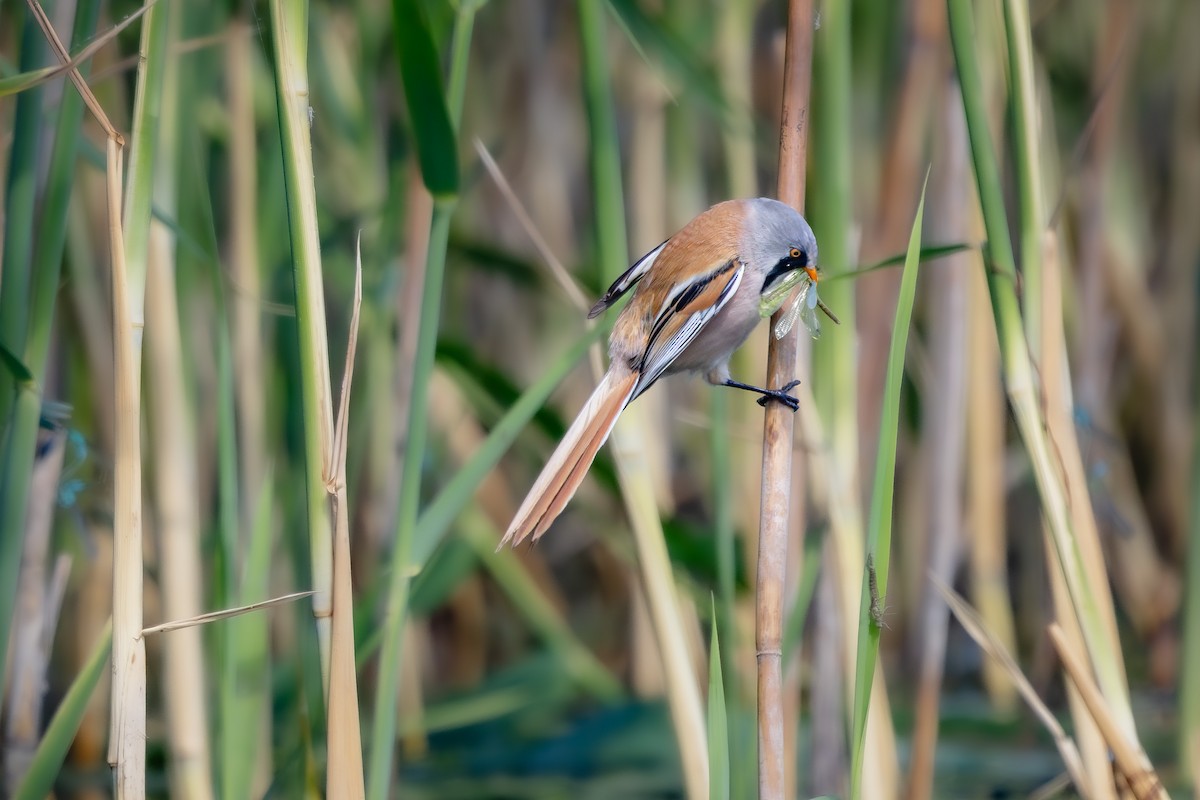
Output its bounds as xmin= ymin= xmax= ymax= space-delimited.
xmin=500 ymin=198 xmax=819 ymax=547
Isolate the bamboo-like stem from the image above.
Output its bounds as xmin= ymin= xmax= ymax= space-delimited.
xmin=1002 ymin=0 xmax=1044 ymax=353
xmin=269 ymin=0 xmax=336 ymax=686
xmin=758 ymin=2 xmax=813 ymax=797
xmin=577 ymin=1 xmax=707 ymax=796
xmin=1039 ymin=229 xmax=1115 ymax=800
xmin=109 ymin=1 xmax=171 ymax=792
xmin=108 ymin=129 xmax=147 ymax=798
xmin=326 ymin=257 xmax=365 ymax=799
xmin=1006 ymin=13 xmax=1123 ymax=784
xmin=947 ymin=0 xmax=1135 ymax=739
xmin=143 ymin=7 xmax=214 ymax=796
xmin=625 ymin=43 xmax=674 ymax=701
xmin=965 ymin=244 xmax=1016 ymax=714
xmin=1048 ymin=625 xmax=1167 ymax=800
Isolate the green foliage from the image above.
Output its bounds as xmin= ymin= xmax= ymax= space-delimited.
xmin=392 ymin=0 xmax=460 ymax=197
xmin=849 ymin=176 xmax=927 ymax=800
xmin=707 ymin=599 xmax=729 ymax=800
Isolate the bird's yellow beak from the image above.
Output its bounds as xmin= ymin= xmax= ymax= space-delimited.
xmin=804 ymin=266 xmax=819 ymax=284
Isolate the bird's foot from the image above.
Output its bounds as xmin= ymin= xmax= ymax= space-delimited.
xmin=755 ymin=379 xmax=801 ymax=411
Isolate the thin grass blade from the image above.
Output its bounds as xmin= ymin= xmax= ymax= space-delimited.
xmin=849 ymin=175 xmax=927 ymax=800
xmin=707 ymin=599 xmax=730 ymax=800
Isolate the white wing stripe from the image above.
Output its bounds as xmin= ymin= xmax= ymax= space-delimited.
xmin=634 ymin=266 xmax=744 ymax=399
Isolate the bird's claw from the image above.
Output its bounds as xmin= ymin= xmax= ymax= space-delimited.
xmin=756 ymin=379 xmax=802 ymax=412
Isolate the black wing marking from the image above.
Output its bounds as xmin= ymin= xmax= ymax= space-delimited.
xmin=632 ymin=261 xmax=744 ymax=400
xmin=587 ymin=239 xmax=669 ymax=319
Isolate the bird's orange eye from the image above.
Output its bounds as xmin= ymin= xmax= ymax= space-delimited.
xmin=789 ymin=248 xmax=802 ymax=259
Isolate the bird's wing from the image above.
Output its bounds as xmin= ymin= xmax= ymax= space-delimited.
xmin=633 ymin=259 xmax=744 ymax=399
xmin=587 ymin=239 xmax=669 ymax=319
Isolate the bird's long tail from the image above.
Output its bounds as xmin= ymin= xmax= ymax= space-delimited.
xmin=500 ymin=368 xmax=639 ymax=548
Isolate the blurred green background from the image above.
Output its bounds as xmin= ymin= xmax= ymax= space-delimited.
xmin=0 ymin=0 xmax=1197 ymax=797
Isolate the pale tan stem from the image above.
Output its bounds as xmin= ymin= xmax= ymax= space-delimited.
xmin=758 ymin=1 xmax=812 ymax=796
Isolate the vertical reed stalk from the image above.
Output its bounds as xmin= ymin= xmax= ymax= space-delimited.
xmin=326 ymin=259 xmax=365 ymax=799
xmin=1002 ymin=0 xmax=1043 ymax=353
xmin=143 ymin=8 xmax=214 ymax=796
xmin=947 ymin=0 xmax=1135 ymax=739
xmin=578 ymin=1 xmax=708 ymax=796
xmin=758 ymin=2 xmax=813 ymax=797
xmin=269 ymin=0 xmax=337 ymax=685
xmin=626 ymin=40 xmax=673 ymax=701
xmin=716 ymin=13 xmax=757 ymax=790
xmin=110 ymin=2 xmax=172 ymax=793
xmin=849 ymin=180 xmax=926 ymax=800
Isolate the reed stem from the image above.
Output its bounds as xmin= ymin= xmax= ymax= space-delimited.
xmin=758 ymin=1 xmax=813 ymax=796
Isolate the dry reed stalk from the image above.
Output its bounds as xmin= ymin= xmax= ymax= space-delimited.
xmin=107 ymin=128 xmax=147 ymax=798
xmin=627 ymin=49 xmax=674 ymax=518
xmin=4 ymin=430 xmax=66 ymax=792
xmin=1044 ymin=529 xmax=1112 ymax=800
xmin=964 ymin=218 xmax=1016 ymax=713
xmin=20 ymin=2 xmax=141 ymax=789
xmin=142 ymin=9 xmax=214 ymax=787
xmin=1048 ymin=624 xmax=1167 ymax=800
xmin=145 ymin=217 xmax=215 ymax=799
xmin=609 ymin=400 xmax=709 ymax=800
xmin=269 ymin=0 xmax=337 ymax=685
xmin=1039 ymin=228 xmax=1118 ymax=800
xmin=1068 ymin=0 xmax=1172 ymax=644
xmin=936 ymin=582 xmax=1088 ymax=797
xmin=757 ymin=1 xmax=813 ymax=796
xmin=539 ymin=6 xmax=712 ymax=787
xmin=904 ymin=86 xmax=971 ymax=800
xmin=961 ymin=0 xmax=1012 ymax=689
xmin=623 ymin=54 xmax=679 ymax=700
xmin=326 ymin=257 xmax=365 ymax=799
xmin=138 ymin=592 xmax=314 ymax=636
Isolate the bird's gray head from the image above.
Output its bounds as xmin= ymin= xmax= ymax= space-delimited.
xmin=742 ymin=198 xmax=819 ymax=295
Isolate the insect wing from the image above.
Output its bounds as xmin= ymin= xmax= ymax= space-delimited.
xmin=773 ymin=293 xmax=804 ymax=339
xmin=799 ymin=298 xmax=821 ymax=338
xmin=801 ymin=280 xmax=822 ymax=338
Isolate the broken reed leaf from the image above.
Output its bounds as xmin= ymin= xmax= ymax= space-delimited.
xmin=140 ymin=591 xmax=315 ymax=636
